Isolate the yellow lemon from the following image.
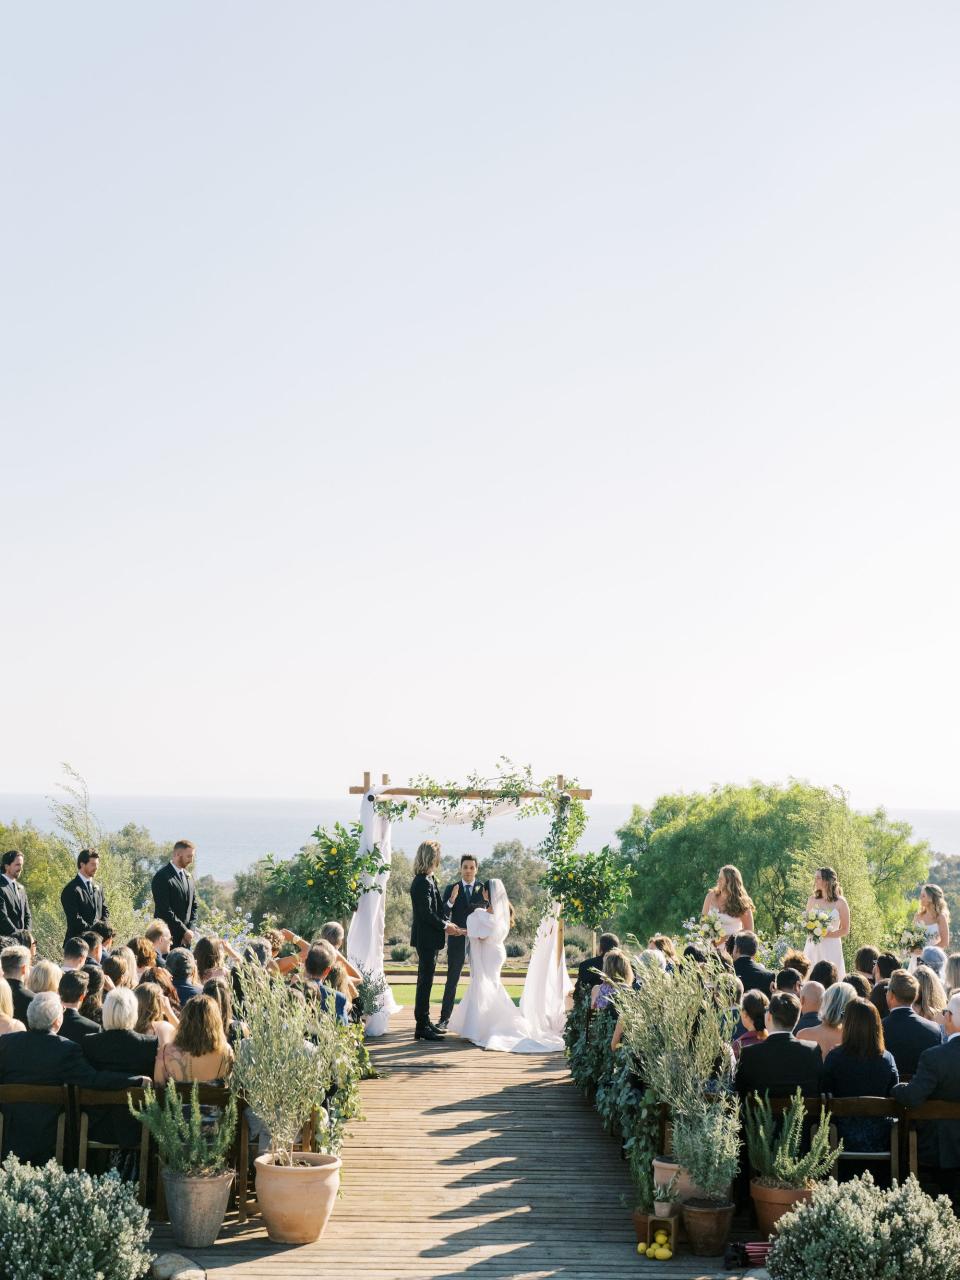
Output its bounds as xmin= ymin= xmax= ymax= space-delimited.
xmin=329 ymin=847 xmax=338 ymax=855
xmin=645 ymin=1245 xmax=658 ymax=1257
xmin=306 ymin=878 xmax=314 ymax=886
xmin=636 ymin=1243 xmax=647 ymax=1256
xmin=654 ymin=1231 xmax=668 ymax=1244
xmin=655 ymin=1247 xmax=672 ymax=1260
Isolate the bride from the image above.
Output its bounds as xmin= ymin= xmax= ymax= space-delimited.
xmin=448 ymin=878 xmax=565 ymax=1053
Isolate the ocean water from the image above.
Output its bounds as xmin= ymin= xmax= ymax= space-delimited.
xmin=0 ymin=794 xmax=956 ymax=883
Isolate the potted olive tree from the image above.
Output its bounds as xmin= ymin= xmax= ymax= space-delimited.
xmin=130 ymin=1080 xmax=237 ymax=1248
xmin=230 ymin=962 xmax=343 ymax=1244
xmin=744 ymin=1089 xmax=840 ymax=1237
xmin=672 ymin=1098 xmax=740 ymax=1256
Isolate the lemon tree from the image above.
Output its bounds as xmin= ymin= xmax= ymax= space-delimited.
xmin=541 ymin=845 xmax=630 ymax=929
xmin=265 ymin=821 xmax=386 ymax=928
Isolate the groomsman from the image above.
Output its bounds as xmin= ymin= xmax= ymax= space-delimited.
xmin=151 ymin=839 xmax=199 ymax=947
xmin=438 ymin=855 xmax=487 ymax=1030
xmin=0 ymin=850 xmax=31 ymax=941
xmin=60 ymin=849 xmax=110 ymax=948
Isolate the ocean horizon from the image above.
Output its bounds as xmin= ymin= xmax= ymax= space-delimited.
xmin=1 ymin=793 xmax=957 ymax=883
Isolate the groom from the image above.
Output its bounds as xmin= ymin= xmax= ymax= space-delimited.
xmin=437 ymin=855 xmax=487 ymax=1031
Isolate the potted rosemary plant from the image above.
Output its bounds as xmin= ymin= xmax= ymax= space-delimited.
xmin=744 ymin=1089 xmax=840 ymax=1236
xmin=129 ymin=1080 xmax=237 ymax=1248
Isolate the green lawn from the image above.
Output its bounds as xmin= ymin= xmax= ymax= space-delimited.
xmin=389 ymin=979 xmax=524 ymax=1007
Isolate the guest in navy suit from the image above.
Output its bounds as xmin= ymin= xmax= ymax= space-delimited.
xmin=894 ymin=994 xmax=960 ymax=1209
xmin=882 ymin=970 xmax=943 ymax=1076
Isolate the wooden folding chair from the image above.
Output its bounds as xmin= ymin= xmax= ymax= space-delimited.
xmin=0 ymin=1085 xmax=70 ymax=1165
xmin=900 ymin=1099 xmax=960 ymax=1177
xmin=75 ymin=1087 xmax=150 ymax=1204
xmin=824 ymin=1096 xmax=900 ymax=1180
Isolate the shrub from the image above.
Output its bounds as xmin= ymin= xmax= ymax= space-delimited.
xmin=768 ymin=1172 xmax=960 ymax=1280
xmin=744 ymin=1089 xmax=839 ymax=1189
xmin=0 ymin=1155 xmax=152 ymax=1280
xmin=129 ymin=1080 xmax=237 ymax=1175
xmin=390 ymin=944 xmax=412 ymax=962
xmin=505 ymin=942 xmax=525 ymax=958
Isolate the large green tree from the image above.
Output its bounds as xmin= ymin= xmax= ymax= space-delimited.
xmin=615 ymin=781 xmax=927 ymax=964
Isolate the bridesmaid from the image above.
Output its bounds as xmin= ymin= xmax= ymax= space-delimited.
xmin=701 ymin=865 xmax=755 ymax=941
xmin=913 ymin=883 xmax=950 ymax=951
xmin=803 ymin=867 xmax=850 ymax=979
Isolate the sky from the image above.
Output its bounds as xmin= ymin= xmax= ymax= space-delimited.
xmin=3 ymin=4 xmax=960 ymax=811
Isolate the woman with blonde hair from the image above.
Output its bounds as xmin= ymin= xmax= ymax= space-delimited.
xmin=803 ymin=866 xmax=850 ymax=979
xmin=702 ymin=865 xmax=755 ymax=939
xmin=797 ymin=980 xmax=856 ymax=1057
xmin=592 ymin=949 xmax=635 ymax=1010
xmin=154 ymin=994 xmax=233 ymax=1084
xmin=135 ymin=982 xmax=178 ymax=1047
xmin=945 ymin=953 xmax=960 ymax=996
xmin=26 ymin=958 xmax=62 ymax=995
xmin=0 ymin=977 xmax=25 ymax=1035
xmin=913 ymin=964 xmax=948 ymax=1026
xmin=913 ymin=884 xmax=950 ymax=952
xmin=410 ymin=840 xmax=457 ymax=1042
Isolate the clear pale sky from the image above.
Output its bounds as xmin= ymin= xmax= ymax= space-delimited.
xmin=3 ymin=4 xmax=959 ymax=809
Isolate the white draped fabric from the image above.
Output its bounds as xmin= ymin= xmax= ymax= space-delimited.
xmin=520 ymin=908 xmax=573 ymax=1043
xmin=346 ymin=787 xmax=400 ymax=1036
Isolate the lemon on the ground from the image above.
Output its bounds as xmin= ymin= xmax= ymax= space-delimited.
xmin=655 ymin=1246 xmax=673 ymax=1260
xmin=654 ymin=1231 xmax=668 ymax=1243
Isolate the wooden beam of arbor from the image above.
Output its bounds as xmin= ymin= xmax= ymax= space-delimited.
xmin=349 ymin=771 xmax=591 ymax=800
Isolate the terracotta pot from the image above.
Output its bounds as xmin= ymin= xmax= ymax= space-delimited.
xmin=161 ymin=1168 xmax=233 ymax=1248
xmin=654 ymin=1200 xmax=678 ymax=1218
xmin=652 ymin=1156 xmax=709 ymax=1204
xmin=680 ymin=1200 xmax=735 ymax=1256
xmin=631 ymin=1209 xmax=651 ymax=1242
xmin=750 ymin=1180 xmax=813 ymax=1238
xmin=255 ymin=1151 xmax=342 ymax=1244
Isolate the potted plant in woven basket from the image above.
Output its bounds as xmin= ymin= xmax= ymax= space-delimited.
xmin=744 ymin=1089 xmax=840 ymax=1237
xmin=130 ymin=1080 xmax=237 ymax=1248
xmin=672 ymin=1098 xmax=740 ymax=1256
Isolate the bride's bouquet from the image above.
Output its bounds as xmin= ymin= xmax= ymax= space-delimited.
xmin=897 ymin=924 xmax=929 ymax=954
xmin=683 ymin=909 xmax=727 ymax=947
xmin=802 ymin=908 xmax=833 ymax=942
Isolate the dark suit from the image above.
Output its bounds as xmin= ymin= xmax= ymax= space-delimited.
xmin=410 ymin=873 xmax=448 ymax=1029
xmin=151 ymin=863 xmax=197 ymax=947
xmin=733 ymin=955 xmax=776 ymax=996
xmin=6 ymin=978 xmax=33 ymax=1026
xmin=0 ymin=875 xmax=31 ymax=940
xmin=882 ymin=1006 xmax=944 ymax=1078
xmin=894 ymin=1036 xmax=960 ymax=1171
xmin=439 ymin=880 xmax=486 ymax=1022
xmin=735 ymin=1032 xmax=823 ymax=1100
xmin=795 ymin=1012 xmax=821 ymax=1034
xmin=60 ymin=874 xmax=109 ymax=948
xmin=174 ymin=981 xmax=203 ymax=1009
xmin=576 ymin=954 xmax=606 ymax=996
xmin=59 ymin=1007 xmax=101 ymax=1046
xmin=83 ymin=1030 xmax=158 ymax=1145
xmin=0 ymin=1030 xmax=141 ymax=1163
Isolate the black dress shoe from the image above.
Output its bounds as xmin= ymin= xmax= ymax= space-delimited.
xmin=415 ymin=1025 xmax=445 ymax=1041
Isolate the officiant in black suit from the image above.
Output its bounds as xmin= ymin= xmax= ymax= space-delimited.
xmin=0 ymin=849 xmax=31 ymax=941
xmin=410 ymin=840 xmax=462 ymax=1042
xmin=151 ymin=839 xmax=199 ymax=947
xmin=438 ymin=855 xmax=487 ymax=1030
xmin=60 ymin=849 xmax=110 ymax=948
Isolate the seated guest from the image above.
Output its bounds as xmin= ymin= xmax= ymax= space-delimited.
xmin=732 ymin=932 xmax=775 ymax=996
xmin=166 ymin=947 xmax=203 ymax=1007
xmin=128 ymin=937 xmax=157 ymax=981
xmin=155 ymin=994 xmax=233 ymax=1084
xmin=91 ymin=921 xmax=115 ymax=958
xmin=946 ymin=953 xmax=960 ymax=996
xmin=144 ymin=919 xmax=173 ymax=964
xmin=846 ymin=973 xmax=872 ymax=999
xmin=733 ymin=990 xmax=769 ymax=1060
xmin=854 ymin=946 xmax=880 ymax=983
xmin=58 ymin=970 xmax=99 ymax=1045
xmin=202 ymin=977 xmax=247 ymax=1045
xmin=318 ymin=921 xmax=361 ymax=994
xmin=871 ymin=979 xmax=891 ymax=1019
xmin=808 ymin=959 xmax=838 ymax=989
xmin=883 ymin=970 xmax=943 ymax=1076
xmin=26 ymin=959 xmax=62 ymax=995
xmin=822 ymin=999 xmax=898 ymax=1150
xmin=914 ymin=965 xmax=948 ymax=1026
xmin=10 ymin=930 xmax=36 ymax=962
xmin=921 ymin=946 xmax=947 ymax=982
xmin=683 ymin=943 xmax=708 ymax=965
xmin=575 ymin=932 xmax=619 ymax=997
xmin=82 ymin=929 xmax=104 ymax=969
xmin=303 ymin=942 xmax=349 ymax=1024
xmin=135 ymin=982 xmax=178 ymax=1047
xmin=780 ymin=949 xmax=811 ymax=980
xmin=735 ymin=992 xmax=823 ymax=1099
xmin=647 ymin=935 xmax=677 ymax=971
xmin=775 ymin=968 xmax=802 ymax=995
xmin=139 ymin=963 xmax=181 ymax=1013
xmin=593 ymin=949 xmax=634 ymax=1010
xmin=80 ymin=965 xmax=106 ymax=1024
xmin=893 ymin=993 xmax=960 ymax=1205
xmin=798 ymin=981 xmax=856 ymax=1057
xmin=0 ymin=992 xmax=146 ymax=1163
xmin=82 ymin=989 xmax=157 ymax=1147
xmin=796 ymin=981 xmax=825 ymax=1033
xmin=0 ymin=975 xmax=25 ymax=1036
xmin=1 ymin=945 xmax=33 ymax=1023
xmin=194 ymin=936 xmax=228 ymax=984
xmin=875 ymin=952 xmax=900 ymax=983
xmin=323 ymin=961 xmax=354 ymax=1018
xmin=61 ymin=936 xmax=90 ymax=972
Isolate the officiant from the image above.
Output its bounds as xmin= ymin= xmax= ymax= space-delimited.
xmin=60 ymin=849 xmax=109 ymax=948
xmin=438 ymin=855 xmax=487 ymax=1031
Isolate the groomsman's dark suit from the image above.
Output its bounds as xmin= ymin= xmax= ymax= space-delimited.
xmin=151 ymin=862 xmax=197 ymax=947
xmin=0 ymin=874 xmax=31 ymax=941
xmin=60 ymin=874 xmax=109 ymax=949
xmin=410 ymin=872 xmax=449 ymax=1036
xmin=439 ymin=878 xmax=487 ymax=1023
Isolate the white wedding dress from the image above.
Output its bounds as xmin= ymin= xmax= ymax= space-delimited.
xmin=803 ymin=906 xmax=846 ymax=978
xmin=448 ymin=879 xmax=566 ymax=1054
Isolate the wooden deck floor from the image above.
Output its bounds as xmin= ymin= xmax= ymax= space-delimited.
xmin=152 ymin=1008 xmax=743 ymax=1279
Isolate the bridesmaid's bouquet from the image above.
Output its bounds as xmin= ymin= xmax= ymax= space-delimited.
xmin=898 ymin=924 xmax=929 ymax=954
xmin=683 ymin=909 xmax=727 ymax=946
xmin=802 ymin=908 xmax=833 ymax=941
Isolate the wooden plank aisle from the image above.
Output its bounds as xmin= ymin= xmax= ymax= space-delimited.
xmin=152 ymin=1007 xmax=740 ymax=1279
